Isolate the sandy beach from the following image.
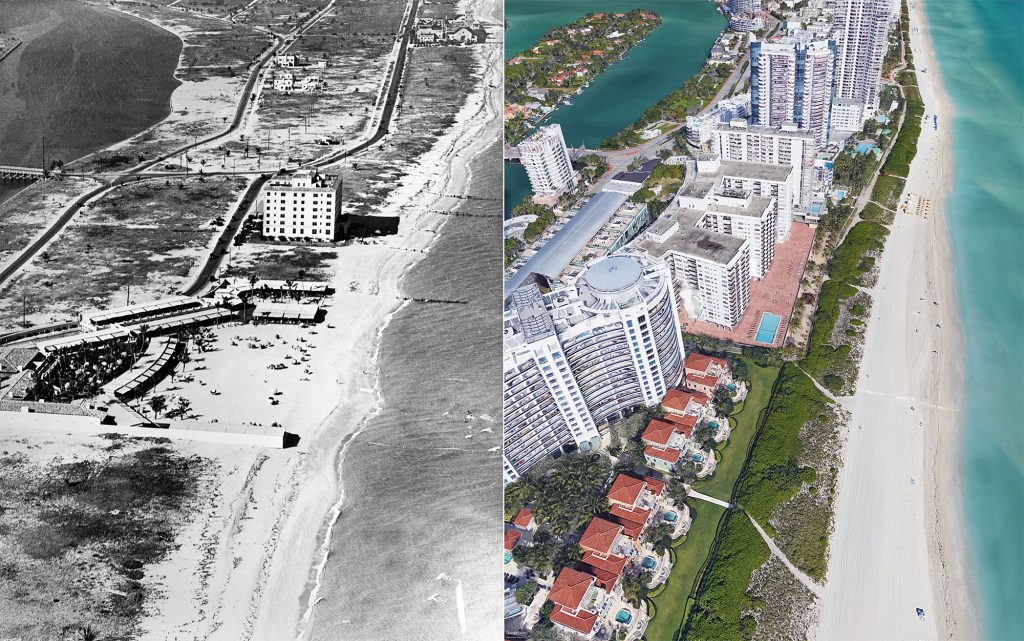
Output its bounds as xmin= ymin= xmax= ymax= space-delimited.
xmin=816 ymin=2 xmax=980 ymax=639
xmin=128 ymin=0 xmax=502 ymax=638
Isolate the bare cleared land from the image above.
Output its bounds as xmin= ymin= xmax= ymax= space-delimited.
xmin=0 ymin=433 xmax=212 ymax=641
xmin=0 ymin=178 xmax=104 ymax=267
xmin=342 ymin=44 xmax=483 ymax=216
xmin=0 ymin=177 xmax=249 ymax=329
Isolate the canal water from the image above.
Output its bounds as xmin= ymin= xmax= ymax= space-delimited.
xmin=503 ymin=0 xmax=725 ymax=216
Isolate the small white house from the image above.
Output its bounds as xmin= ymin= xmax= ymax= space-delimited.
xmin=273 ymin=71 xmax=294 ymax=91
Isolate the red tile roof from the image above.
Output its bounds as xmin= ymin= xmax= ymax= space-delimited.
xmin=504 ymin=529 xmax=521 ymax=551
xmin=685 ymin=352 xmax=727 ymax=375
xmin=581 ymin=551 xmax=627 ymax=592
xmin=662 ymin=388 xmax=709 ymax=414
xmin=644 ymin=445 xmax=683 ymax=463
xmin=512 ymin=507 xmax=534 ymax=529
xmin=550 ymin=604 xmax=600 ymax=634
xmin=609 ymin=503 xmax=651 ymax=539
xmin=579 ymin=516 xmax=623 ymax=555
xmin=606 ymin=474 xmax=645 ymax=507
xmin=642 ymin=475 xmax=667 ymax=496
xmin=549 ymin=567 xmax=595 ymax=610
xmin=687 ymin=373 xmax=720 ymax=390
xmin=641 ymin=418 xmax=676 ymax=446
xmin=664 ymin=412 xmax=698 ymax=438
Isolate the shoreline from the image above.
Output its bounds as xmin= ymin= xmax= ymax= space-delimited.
xmin=235 ymin=0 xmax=503 ymax=637
xmin=815 ymin=1 xmax=980 ymax=639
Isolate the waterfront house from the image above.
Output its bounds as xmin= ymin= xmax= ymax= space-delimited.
xmin=547 ymin=567 xmax=604 ymax=638
xmin=662 ymin=388 xmax=711 ymax=418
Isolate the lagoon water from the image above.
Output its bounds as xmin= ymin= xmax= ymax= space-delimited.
xmin=503 ymin=0 xmax=724 ymax=216
xmin=927 ymin=0 xmax=1024 ymax=638
xmin=0 ymin=0 xmax=180 ymax=203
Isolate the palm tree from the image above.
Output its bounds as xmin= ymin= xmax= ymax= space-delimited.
xmin=176 ymin=397 xmax=192 ymax=419
xmin=76 ymin=625 xmax=98 ymax=641
xmin=148 ymin=395 xmax=167 ymax=418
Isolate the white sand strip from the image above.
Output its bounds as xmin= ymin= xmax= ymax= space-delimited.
xmin=814 ymin=2 xmax=980 ymax=640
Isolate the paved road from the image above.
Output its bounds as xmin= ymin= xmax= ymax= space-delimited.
xmin=309 ymin=0 xmax=419 ymax=167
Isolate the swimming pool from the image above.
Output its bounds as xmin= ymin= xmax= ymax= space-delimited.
xmin=755 ymin=312 xmax=782 ymax=344
xmin=641 ymin=555 xmax=657 ymax=569
xmin=663 ymin=511 xmax=678 ymax=523
xmin=810 ymin=202 xmax=824 ymax=215
xmin=615 ymin=609 xmax=633 ymax=624
xmin=504 ymin=552 xmax=512 ymax=564
xmin=708 ymin=420 xmax=720 ymax=430
xmin=726 ymin=382 xmax=737 ymax=391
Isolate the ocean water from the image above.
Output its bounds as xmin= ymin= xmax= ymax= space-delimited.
xmin=308 ymin=143 xmax=503 ymax=640
xmin=926 ymin=1 xmax=1024 ymax=639
xmin=503 ymin=0 xmax=724 ymax=215
xmin=0 ymin=0 xmax=180 ymax=203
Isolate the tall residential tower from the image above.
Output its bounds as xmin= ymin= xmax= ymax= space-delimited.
xmin=518 ymin=123 xmax=578 ymax=204
xmin=750 ymin=36 xmax=836 ymax=146
xmin=831 ymin=0 xmax=892 ymax=119
xmin=502 ymin=255 xmax=685 ymax=483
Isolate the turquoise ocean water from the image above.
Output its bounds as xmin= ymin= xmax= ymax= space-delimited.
xmin=927 ymin=1 xmax=1024 ymax=638
xmin=503 ymin=0 xmax=724 ymax=216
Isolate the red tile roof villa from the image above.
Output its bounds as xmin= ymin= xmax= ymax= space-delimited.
xmin=512 ymin=507 xmax=534 ymax=529
xmin=504 ymin=529 xmax=521 ymax=551
xmin=549 ymin=567 xmax=595 ymax=610
xmin=606 ymin=474 xmax=646 ymax=507
xmin=640 ymin=419 xmax=677 ymax=446
xmin=579 ymin=516 xmax=623 ymax=556
xmin=685 ymin=352 xmax=728 ymax=377
xmin=580 ymin=551 xmax=627 ymax=592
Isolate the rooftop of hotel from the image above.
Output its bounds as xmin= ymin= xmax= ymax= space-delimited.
xmin=704 ymin=193 xmax=774 ymax=218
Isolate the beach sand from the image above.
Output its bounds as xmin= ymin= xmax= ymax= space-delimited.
xmin=132 ymin=0 xmax=501 ymax=638
xmin=815 ymin=2 xmax=980 ymax=640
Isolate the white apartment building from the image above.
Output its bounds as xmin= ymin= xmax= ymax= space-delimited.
xmin=831 ymin=0 xmax=892 ymax=119
xmin=830 ymin=96 xmax=864 ymax=134
xmin=698 ymin=191 xmax=776 ymax=279
xmin=260 ymin=168 xmax=343 ymax=242
xmin=712 ymin=119 xmax=816 ymax=210
xmin=635 ymin=215 xmax=752 ymax=328
xmin=502 ymin=256 xmax=685 ymax=483
xmin=727 ymin=0 xmax=763 ymax=31
xmin=750 ymin=37 xmax=836 ymax=147
xmin=518 ymin=123 xmax=578 ymax=202
xmin=684 ymin=92 xmax=750 ymax=148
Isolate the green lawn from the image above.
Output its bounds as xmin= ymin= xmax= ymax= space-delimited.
xmin=644 ymin=501 xmax=727 ymax=641
xmin=692 ymin=360 xmax=781 ymax=501
xmin=643 ymin=359 xmax=780 ymax=641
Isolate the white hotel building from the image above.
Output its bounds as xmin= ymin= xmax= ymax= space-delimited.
xmin=260 ymin=168 xmax=343 ymax=242
xmin=518 ymin=123 xmax=578 ymax=204
xmin=502 ymin=255 xmax=685 ymax=483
